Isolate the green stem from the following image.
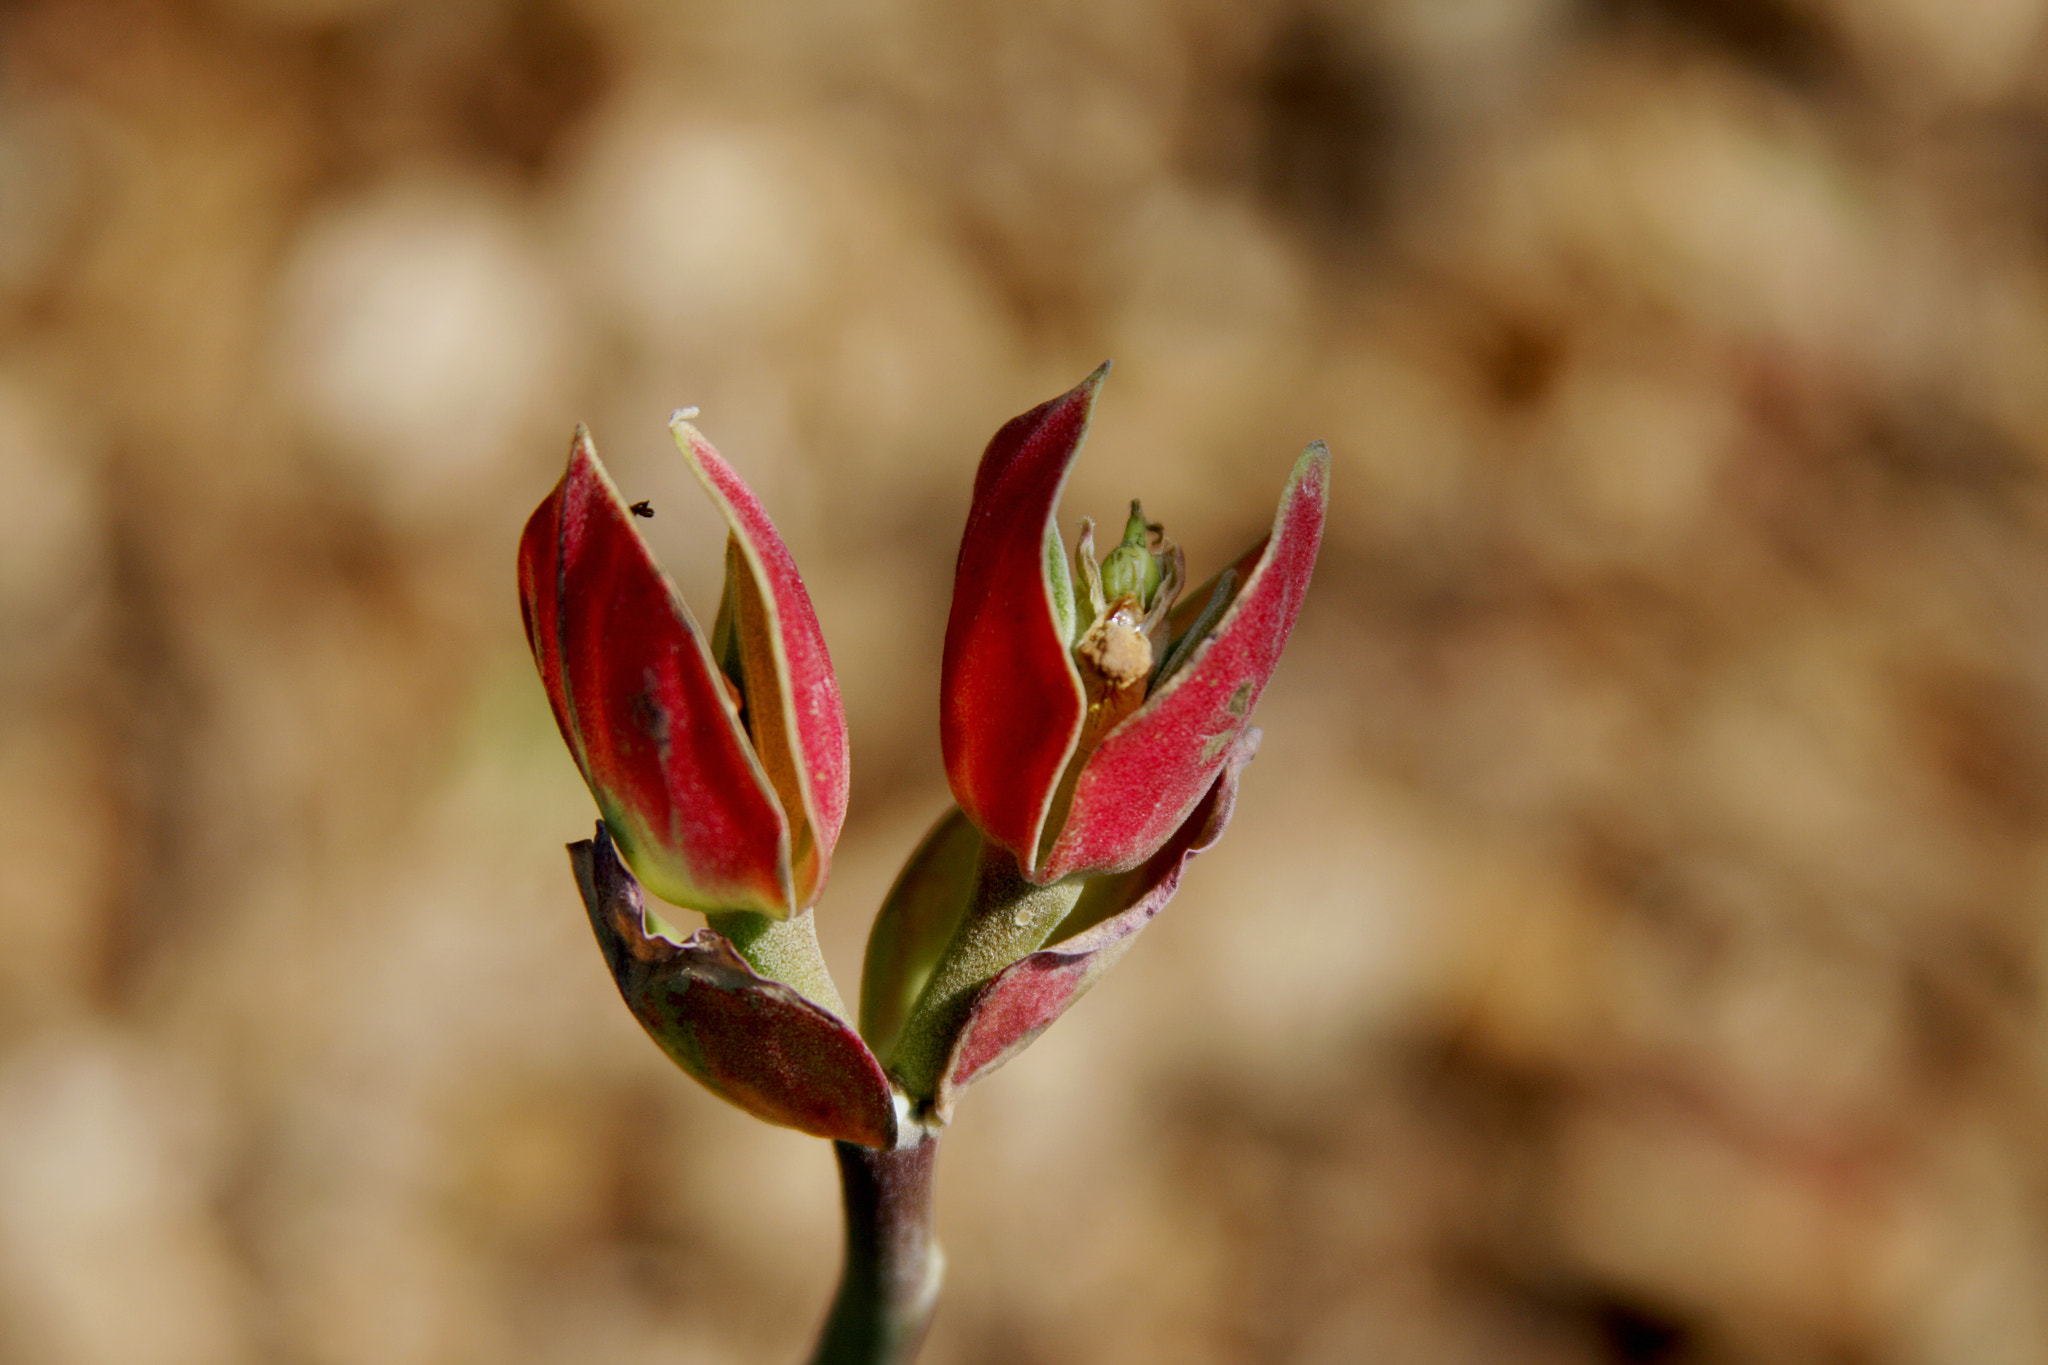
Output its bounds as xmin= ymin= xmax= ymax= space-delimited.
xmin=807 ymin=1138 xmax=944 ymax=1365
xmin=706 ymin=908 xmax=849 ymax=1019
xmin=884 ymin=842 xmax=1083 ymax=1106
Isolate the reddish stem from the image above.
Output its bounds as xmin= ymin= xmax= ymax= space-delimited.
xmin=807 ymin=1138 xmax=944 ymax=1365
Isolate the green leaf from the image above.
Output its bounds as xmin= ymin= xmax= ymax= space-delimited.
xmin=858 ymin=809 xmax=983 ymax=1064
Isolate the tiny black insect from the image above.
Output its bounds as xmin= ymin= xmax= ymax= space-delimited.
xmin=629 ymin=500 xmax=654 ymax=518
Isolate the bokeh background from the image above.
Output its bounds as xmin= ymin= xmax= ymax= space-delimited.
xmin=5 ymin=0 xmax=2048 ymax=1361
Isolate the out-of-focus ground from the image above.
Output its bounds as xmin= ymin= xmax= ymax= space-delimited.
xmin=3 ymin=0 xmax=2047 ymax=1361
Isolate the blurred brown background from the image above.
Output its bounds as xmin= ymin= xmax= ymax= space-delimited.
xmin=4 ymin=0 xmax=2048 ymax=1361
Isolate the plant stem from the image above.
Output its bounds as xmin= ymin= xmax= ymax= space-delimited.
xmin=884 ymin=841 xmax=1083 ymax=1106
xmin=808 ymin=1138 xmax=944 ymax=1365
xmin=706 ymin=907 xmax=849 ymax=1019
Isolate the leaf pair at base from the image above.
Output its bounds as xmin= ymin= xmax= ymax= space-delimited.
xmin=570 ymin=727 xmax=1253 ymax=1145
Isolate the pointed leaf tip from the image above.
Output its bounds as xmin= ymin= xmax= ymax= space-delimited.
xmin=671 ymin=422 xmax=850 ymax=909
xmin=941 ymin=370 xmax=1107 ymax=870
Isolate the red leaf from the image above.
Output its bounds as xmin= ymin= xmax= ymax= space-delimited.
xmin=676 ymin=417 xmax=850 ymax=909
xmin=522 ymin=429 xmax=794 ymax=916
xmin=940 ymin=367 xmax=1103 ymax=870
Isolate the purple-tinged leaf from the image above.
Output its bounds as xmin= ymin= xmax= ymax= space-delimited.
xmin=573 ymin=824 xmax=898 ymax=1148
xmin=934 ymin=731 xmax=1258 ymax=1117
